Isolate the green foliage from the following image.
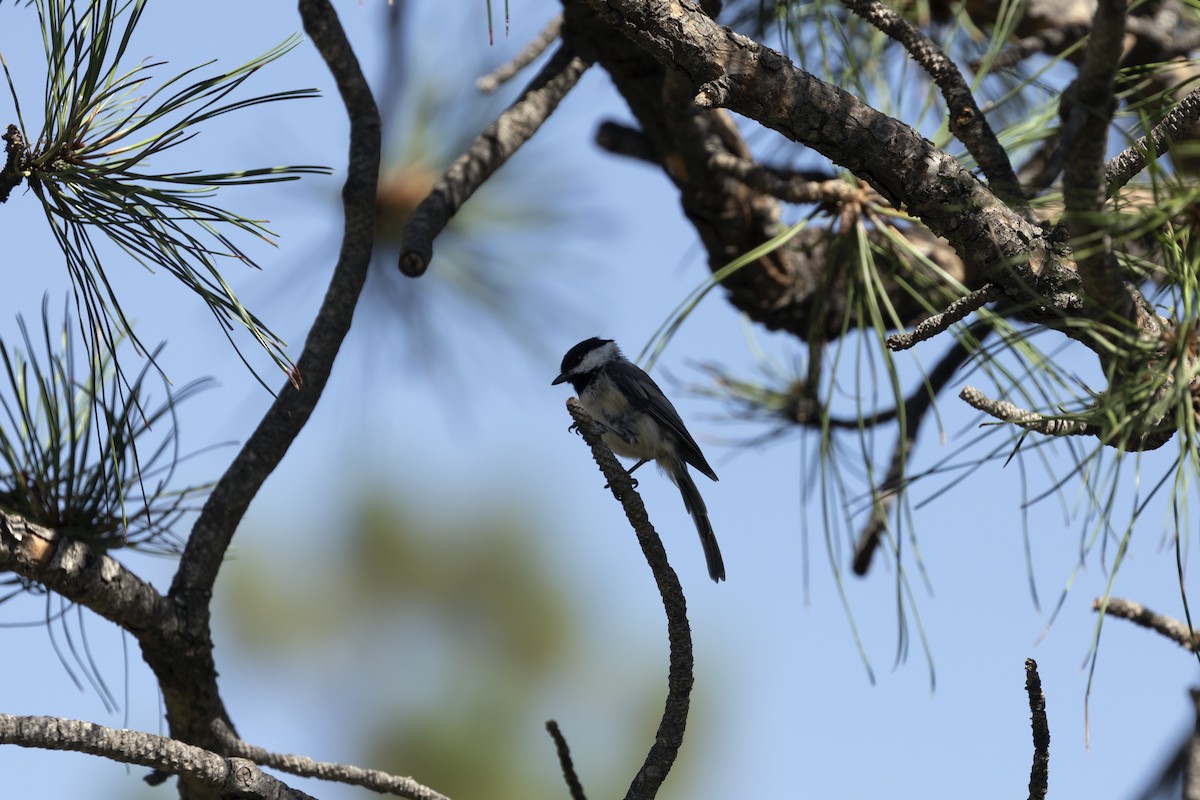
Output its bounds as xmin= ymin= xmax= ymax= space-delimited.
xmin=1 ymin=0 xmax=329 ymax=383
xmin=0 ymin=297 xmax=210 ymax=561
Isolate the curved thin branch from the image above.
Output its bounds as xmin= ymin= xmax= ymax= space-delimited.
xmin=1106 ymin=86 xmax=1200 ymax=195
xmin=399 ymin=43 xmax=594 ymax=276
xmin=476 ymin=16 xmax=563 ymax=93
xmin=1024 ymin=659 xmax=1050 ymax=800
xmin=564 ymin=398 xmax=693 ymax=800
xmin=546 ymin=720 xmax=588 ymax=800
xmin=0 ymin=715 xmax=317 ymax=800
xmin=172 ymin=0 xmax=380 ymax=609
xmin=840 ymin=0 xmax=1028 ymax=213
xmin=212 ymin=720 xmax=450 ymax=800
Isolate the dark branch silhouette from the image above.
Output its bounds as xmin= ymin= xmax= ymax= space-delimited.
xmin=1025 ymin=659 xmax=1050 ymax=800
xmin=565 ymin=398 xmax=694 ymax=800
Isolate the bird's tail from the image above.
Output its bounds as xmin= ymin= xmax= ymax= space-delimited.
xmin=671 ymin=463 xmax=725 ymax=583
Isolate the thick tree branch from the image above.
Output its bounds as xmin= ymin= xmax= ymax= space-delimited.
xmin=0 ymin=512 xmax=175 ymax=637
xmin=399 ymin=43 xmax=593 ymax=276
xmin=840 ymin=0 xmax=1028 ymax=213
xmin=0 ymin=715 xmax=317 ymax=800
xmin=573 ymin=0 xmax=1081 ymax=329
xmin=564 ymin=399 xmax=693 ymax=800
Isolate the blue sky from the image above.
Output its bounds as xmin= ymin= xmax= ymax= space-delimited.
xmin=1 ymin=1 xmax=1197 ymax=798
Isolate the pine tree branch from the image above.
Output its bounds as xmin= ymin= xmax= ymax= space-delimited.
xmin=0 ymin=511 xmax=174 ymax=636
xmin=564 ymin=399 xmax=693 ymax=800
xmin=1061 ymin=0 xmax=1130 ymax=318
xmin=840 ymin=0 xmax=1028 ymax=214
xmin=400 ymin=42 xmax=593 ymax=276
xmin=1105 ymin=86 xmax=1200 ymax=195
xmin=1024 ymin=659 xmax=1050 ymax=800
xmin=476 ymin=16 xmax=564 ymax=93
xmin=212 ymin=721 xmax=451 ymax=800
xmin=0 ymin=715 xmax=317 ymax=800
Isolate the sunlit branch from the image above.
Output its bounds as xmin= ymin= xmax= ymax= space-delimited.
xmin=211 ymin=720 xmax=450 ymax=800
xmin=0 ymin=715 xmax=317 ymax=800
xmin=1106 ymin=86 xmax=1200 ymax=196
xmin=959 ymin=386 xmax=1100 ymax=436
xmin=0 ymin=511 xmax=174 ymax=637
xmin=708 ymin=151 xmax=863 ymax=206
xmin=1094 ymin=597 xmax=1199 ymax=650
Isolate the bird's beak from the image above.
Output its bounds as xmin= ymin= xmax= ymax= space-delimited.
xmin=551 ymin=373 xmax=568 ymax=386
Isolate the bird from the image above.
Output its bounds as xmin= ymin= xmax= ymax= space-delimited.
xmin=552 ymin=337 xmax=725 ymax=582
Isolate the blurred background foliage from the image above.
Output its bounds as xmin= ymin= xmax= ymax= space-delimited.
xmin=216 ymin=486 xmax=711 ymax=800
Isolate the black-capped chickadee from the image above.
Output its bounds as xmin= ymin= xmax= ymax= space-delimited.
xmin=552 ymin=337 xmax=725 ymax=582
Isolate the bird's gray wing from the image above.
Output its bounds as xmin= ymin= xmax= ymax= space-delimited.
xmin=608 ymin=360 xmax=718 ymax=481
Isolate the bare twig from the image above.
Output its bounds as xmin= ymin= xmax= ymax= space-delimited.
xmin=960 ymin=386 xmax=1100 ymax=437
xmin=477 ymin=16 xmax=564 ymax=93
xmin=564 ymin=398 xmax=693 ymax=800
xmin=708 ymin=151 xmax=864 ymax=205
xmin=1093 ymin=597 xmax=1200 ymax=650
xmin=1061 ymin=0 xmax=1130 ymax=317
xmin=839 ymin=0 xmax=1028 ymax=213
xmin=546 ymin=720 xmax=588 ymax=800
xmin=853 ymin=322 xmax=992 ymax=574
xmin=887 ymin=284 xmax=1000 ymax=351
xmin=1106 ymin=86 xmax=1200 ymax=195
xmin=400 ymin=43 xmax=594 ymax=276
xmin=1024 ymin=659 xmax=1050 ymax=800
xmin=210 ymin=720 xmax=449 ymax=800
xmin=0 ymin=715 xmax=317 ymax=800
